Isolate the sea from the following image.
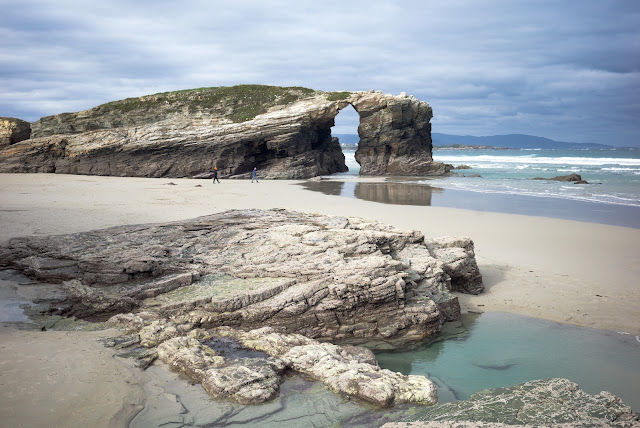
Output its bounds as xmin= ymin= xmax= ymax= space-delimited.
xmin=338 ymin=146 xmax=640 ymax=228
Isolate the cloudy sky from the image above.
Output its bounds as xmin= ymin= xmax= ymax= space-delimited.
xmin=2 ymin=0 xmax=639 ymax=146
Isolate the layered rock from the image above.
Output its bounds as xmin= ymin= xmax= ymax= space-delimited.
xmin=351 ymin=91 xmax=447 ymax=176
xmin=0 ymin=117 xmax=31 ymax=147
xmin=0 ymin=85 xmax=449 ymax=178
xmin=141 ymin=325 xmax=437 ymax=406
xmin=0 ymin=209 xmax=482 ymax=344
xmin=381 ymin=378 xmax=639 ymax=427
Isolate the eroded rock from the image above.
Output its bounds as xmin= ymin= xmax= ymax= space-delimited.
xmin=146 ymin=326 xmax=436 ymax=406
xmin=381 ymin=378 xmax=638 ymax=427
xmin=0 ymin=117 xmax=31 ymax=147
xmin=0 ymin=209 xmax=482 ymax=344
xmin=0 ymin=85 xmax=448 ymax=178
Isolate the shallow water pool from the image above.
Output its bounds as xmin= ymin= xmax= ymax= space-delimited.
xmin=376 ymin=312 xmax=640 ymax=411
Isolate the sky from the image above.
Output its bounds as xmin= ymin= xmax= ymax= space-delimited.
xmin=1 ymin=0 xmax=639 ymax=146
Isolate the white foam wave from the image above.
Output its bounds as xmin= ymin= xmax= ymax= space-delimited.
xmin=425 ymin=178 xmax=640 ymax=208
xmin=433 ymin=154 xmax=640 ymax=167
xmin=601 ymin=167 xmax=640 ymax=171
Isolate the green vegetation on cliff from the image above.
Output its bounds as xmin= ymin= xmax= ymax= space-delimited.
xmin=326 ymin=91 xmax=352 ymax=101
xmin=100 ymin=84 xmax=317 ymax=123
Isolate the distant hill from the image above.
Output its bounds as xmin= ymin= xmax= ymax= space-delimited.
xmin=333 ymin=132 xmax=615 ymax=149
xmin=431 ymin=133 xmax=614 ymax=149
xmin=334 ymin=133 xmax=360 ymax=145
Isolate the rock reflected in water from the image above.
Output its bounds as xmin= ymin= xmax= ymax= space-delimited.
xmin=300 ymin=181 xmax=443 ymax=206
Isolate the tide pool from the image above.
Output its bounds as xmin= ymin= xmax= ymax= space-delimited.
xmin=376 ymin=312 xmax=640 ymax=412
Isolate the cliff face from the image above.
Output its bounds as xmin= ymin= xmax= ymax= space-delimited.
xmin=0 ymin=85 xmax=448 ymax=178
xmin=0 ymin=117 xmax=31 ymax=148
xmin=350 ymin=91 xmax=447 ymax=176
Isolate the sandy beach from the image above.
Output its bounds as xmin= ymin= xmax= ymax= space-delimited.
xmin=1 ymin=173 xmax=639 ymax=426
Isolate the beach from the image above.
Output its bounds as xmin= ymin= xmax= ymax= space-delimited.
xmin=1 ymin=173 xmax=639 ymax=425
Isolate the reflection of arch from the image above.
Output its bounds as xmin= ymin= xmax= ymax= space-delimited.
xmin=299 ymin=180 xmax=444 ymax=206
xmin=354 ymin=182 xmax=442 ymax=206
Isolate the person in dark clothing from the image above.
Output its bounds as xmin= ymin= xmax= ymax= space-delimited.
xmin=213 ymin=167 xmax=220 ymax=183
xmin=251 ymin=167 xmax=258 ymax=183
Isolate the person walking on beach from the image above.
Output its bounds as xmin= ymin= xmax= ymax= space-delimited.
xmin=212 ymin=167 xmax=220 ymax=184
xmin=251 ymin=167 xmax=258 ymax=183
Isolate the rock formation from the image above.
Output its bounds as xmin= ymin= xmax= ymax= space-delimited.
xmin=137 ymin=325 xmax=438 ymax=406
xmin=0 ymin=117 xmax=31 ymax=147
xmin=533 ymin=173 xmax=588 ymax=183
xmin=381 ymin=378 xmax=638 ymax=427
xmin=0 ymin=209 xmax=482 ymax=344
xmin=0 ymin=85 xmax=449 ymax=178
xmin=0 ymin=209 xmax=482 ymax=406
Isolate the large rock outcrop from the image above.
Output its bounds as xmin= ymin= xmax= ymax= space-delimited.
xmin=0 ymin=85 xmax=448 ymax=178
xmin=381 ymin=378 xmax=638 ymax=427
xmin=0 ymin=117 xmax=31 ymax=148
xmin=0 ymin=209 xmax=482 ymax=344
xmin=351 ymin=91 xmax=446 ymax=176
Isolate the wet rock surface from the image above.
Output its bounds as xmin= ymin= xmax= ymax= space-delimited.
xmin=140 ymin=325 xmax=437 ymax=406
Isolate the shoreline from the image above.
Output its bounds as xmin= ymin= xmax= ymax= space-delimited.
xmin=1 ymin=173 xmax=638 ymax=334
xmin=0 ymin=172 xmax=638 ymax=426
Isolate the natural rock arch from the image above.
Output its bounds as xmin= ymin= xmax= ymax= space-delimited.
xmin=0 ymin=86 xmax=448 ymax=178
xmin=332 ymin=92 xmax=447 ymax=176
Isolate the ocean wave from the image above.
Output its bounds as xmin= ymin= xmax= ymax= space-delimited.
xmin=433 ymin=154 xmax=640 ymax=167
xmin=601 ymin=167 xmax=640 ymax=171
xmin=424 ymin=179 xmax=640 ymax=208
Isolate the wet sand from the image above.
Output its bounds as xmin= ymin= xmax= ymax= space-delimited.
xmin=1 ymin=173 xmax=639 ymax=426
xmin=0 ymin=327 xmax=144 ymax=428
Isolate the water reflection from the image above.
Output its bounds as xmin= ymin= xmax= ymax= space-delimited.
xmin=300 ymin=180 xmax=444 ymax=206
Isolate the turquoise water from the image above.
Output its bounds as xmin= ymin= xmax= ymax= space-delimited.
xmin=376 ymin=312 xmax=640 ymax=412
xmin=339 ymin=147 xmax=640 ymax=207
xmin=430 ymin=148 xmax=640 ymax=207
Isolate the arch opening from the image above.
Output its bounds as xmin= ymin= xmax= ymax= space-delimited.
xmin=332 ymin=103 xmax=360 ymax=175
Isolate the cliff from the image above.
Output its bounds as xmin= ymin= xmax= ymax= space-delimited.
xmin=0 ymin=85 xmax=448 ymax=178
xmin=0 ymin=117 xmax=31 ymax=148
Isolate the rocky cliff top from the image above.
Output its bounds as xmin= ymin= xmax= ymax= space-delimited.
xmin=31 ymin=85 xmax=345 ymax=138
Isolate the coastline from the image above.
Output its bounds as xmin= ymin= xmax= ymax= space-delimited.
xmin=1 ymin=173 xmax=639 ymax=425
xmin=1 ymin=173 xmax=638 ymax=334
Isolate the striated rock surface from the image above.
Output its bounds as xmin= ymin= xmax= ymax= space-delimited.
xmin=0 ymin=209 xmax=481 ymax=344
xmin=352 ymin=91 xmax=446 ymax=176
xmin=0 ymin=85 xmax=448 ymax=178
xmin=381 ymin=378 xmax=639 ymax=427
xmin=0 ymin=117 xmax=31 ymax=147
xmin=216 ymin=326 xmax=437 ymax=406
xmin=122 ymin=324 xmax=437 ymax=406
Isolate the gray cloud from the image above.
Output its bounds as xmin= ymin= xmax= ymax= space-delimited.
xmin=1 ymin=0 xmax=639 ymax=146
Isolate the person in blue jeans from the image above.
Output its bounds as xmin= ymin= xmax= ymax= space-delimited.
xmin=251 ymin=167 xmax=258 ymax=183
